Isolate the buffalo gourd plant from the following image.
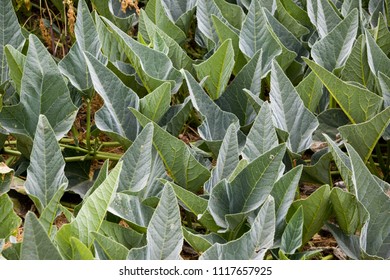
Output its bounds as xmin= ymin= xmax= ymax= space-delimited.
xmin=0 ymin=0 xmax=389 ymax=260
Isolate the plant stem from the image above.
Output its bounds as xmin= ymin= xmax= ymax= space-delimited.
xmin=322 ymin=254 xmax=334 ymax=260
xmin=85 ymin=98 xmax=92 ymax=152
xmin=2 ymin=148 xmax=21 ymax=157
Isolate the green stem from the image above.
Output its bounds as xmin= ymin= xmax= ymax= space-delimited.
xmin=60 ymin=143 xmax=89 ymax=154
xmin=2 ymin=148 xmax=21 ymax=157
xmin=85 ymin=98 xmax=92 ymax=152
xmin=322 ymin=254 xmax=334 ymax=260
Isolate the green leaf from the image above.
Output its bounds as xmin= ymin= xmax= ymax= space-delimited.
xmin=304 ymin=58 xmax=383 ymax=124
xmin=366 ymin=29 xmax=390 ymax=78
xmin=131 ymin=109 xmax=210 ymax=192
xmin=270 ymin=60 xmax=319 ymax=153
xmin=109 ymin=193 xmax=154 ymax=232
xmin=70 ymin=237 xmax=94 ymax=260
xmin=163 ymin=97 xmax=192 ymax=136
xmin=145 ymin=182 xmax=183 ymax=260
xmin=0 ymin=193 xmax=21 ymax=239
xmin=20 ymin=212 xmax=62 ymax=260
xmin=373 ymin=13 xmax=390 ymax=55
xmin=239 ymin=0 xmax=282 ymax=73
xmin=140 ymin=82 xmax=171 ymax=123
xmin=213 ymin=0 xmax=245 ymax=30
xmin=326 ymin=222 xmax=362 ymax=259
xmin=84 ymin=51 xmax=139 ymax=145
xmin=242 ymin=102 xmax=279 ymax=161
xmin=311 ymin=9 xmax=359 ymax=71
xmin=0 ymin=0 xmax=25 ymax=84
xmin=92 ymin=232 xmax=129 ymax=260
xmin=24 ymin=115 xmax=68 ymax=213
xmin=194 ymin=39 xmax=235 ymax=100
xmin=182 ymin=69 xmax=241 ymax=142
xmin=211 ymin=15 xmax=247 ymax=75
xmin=216 ymin=50 xmax=263 ymax=126
xmin=145 ymin=0 xmax=187 ymax=44
xmin=378 ymin=72 xmax=390 ymax=139
xmin=99 ymin=220 xmax=145 ymax=250
xmin=0 ymin=35 xmax=78 ymax=152
xmin=341 ymin=35 xmax=376 ymax=91
xmin=271 ymin=166 xmax=303 ymax=236
xmin=330 ymin=188 xmax=369 ymax=235
xmin=280 ymin=206 xmax=304 ymax=254
xmin=205 ymin=124 xmax=239 ymax=193
xmin=0 ymin=163 xmax=13 ymax=195
xmin=182 ymin=227 xmax=225 ymax=253
xmin=103 ymin=17 xmax=182 ymax=93
xmin=200 ymin=196 xmax=275 ymax=260
xmin=208 ymin=144 xmax=286 ymax=229
xmin=288 ymin=185 xmax=332 ymax=246
xmin=39 ymin=185 xmax=66 ymax=236
xmin=4 ymin=45 xmax=25 ymax=93
xmin=338 ymin=107 xmax=390 ymax=162
xmin=140 ymin=11 xmax=194 ymax=73
xmin=347 ymin=143 xmax=390 ymax=259
xmin=275 ymin=0 xmax=310 ymax=38
xmin=295 ymin=72 xmax=324 ymax=114
xmin=196 ymin=0 xmax=225 ymax=47
xmin=59 ymin=0 xmax=105 ymax=95
xmin=324 ymin=134 xmax=353 ymax=190
xmin=118 ymin=123 xmax=153 ymax=192
xmin=55 ymin=162 xmax=123 ymax=259
xmin=301 ymin=152 xmax=333 ymax=185
xmin=306 ymin=0 xmax=342 ymax=38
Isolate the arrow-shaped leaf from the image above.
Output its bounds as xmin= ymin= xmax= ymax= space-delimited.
xmin=25 ymin=115 xmax=68 ymax=213
xmin=20 ymin=212 xmax=62 ymax=260
xmin=304 ymin=58 xmax=383 ymax=124
xmin=270 ymin=60 xmax=319 ymax=153
xmin=194 ymin=39 xmax=235 ymax=100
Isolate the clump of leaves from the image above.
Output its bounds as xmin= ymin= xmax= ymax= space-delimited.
xmin=0 ymin=0 xmax=389 ymax=260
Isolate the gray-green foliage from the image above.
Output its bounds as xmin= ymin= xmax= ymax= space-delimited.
xmin=0 ymin=0 xmax=389 ymax=261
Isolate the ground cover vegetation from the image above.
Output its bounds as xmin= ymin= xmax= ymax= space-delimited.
xmin=0 ymin=0 xmax=389 ymax=260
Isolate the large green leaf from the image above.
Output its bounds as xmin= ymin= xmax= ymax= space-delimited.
xmin=304 ymin=58 xmax=383 ymax=124
xmin=324 ymin=134 xmax=353 ymax=190
xmin=0 ymin=193 xmax=21 ymax=239
xmin=59 ymin=0 xmax=105 ymax=95
xmin=99 ymin=220 xmax=145 ymax=250
xmin=275 ymin=0 xmax=310 ymax=38
xmin=200 ymin=196 xmax=275 ymax=260
xmin=0 ymin=163 xmax=13 ymax=195
xmin=378 ymin=72 xmax=390 ymax=139
xmin=338 ymin=107 xmax=390 ymax=162
xmin=280 ymin=206 xmax=304 ymax=254
xmin=347 ymin=143 xmax=390 ymax=259
xmin=271 ymin=165 xmax=303 ymax=237
xmin=145 ymin=0 xmax=187 ymax=44
xmin=20 ymin=212 xmax=62 ymax=260
xmin=216 ymin=50 xmax=263 ymax=126
xmin=25 ymin=115 xmax=68 ymax=213
xmin=306 ymin=0 xmax=342 ymax=38
xmin=0 ymin=35 xmax=78 ymax=153
xmin=288 ymin=185 xmax=332 ymax=246
xmin=212 ymin=15 xmax=247 ymax=75
xmin=295 ymin=72 xmax=324 ymax=114
xmin=139 ymin=11 xmax=194 ymax=73
xmin=70 ymin=237 xmax=94 ymax=260
xmin=140 ymin=82 xmax=171 ymax=123
xmin=205 ymin=124 xmax=239 ymax=193
xmin=182 ymin=227 xmax=225 ymax=254
xmin=270 ymin=60 xmax=319 ymax=153
xmin=146 ymin=182 xmax=183 ymax=260
xmin=182 ymin=69 xmax=240 ymax=142
xmin=39 ymin=185 xmax=66 ymax=237
xmin=208 ymin=144 xmax=286 ymax=229
xmin=330 ymin=188 xmax=369 ymax=235
xmin=366 ymin=29 xmax=390 ymax=78
xmin=4 ymin=45 xmax=25 ymax=93
xmin=131 ymin=109 xmax=210 ymax=192
xmin=341 ymin=35 xmax=376 ymax=91
xmin=194 ymin=39 xmax=235 ymax=100
xmin=109 ymin=193 xmax=154 ymax=232
xmin=0 ymin=0 xmax=25 ymax=84
xmin=84 ymin=51 xmax=139 ymax=145
xmin=311 ymin=9 xmax=359 ymax=71
xmin=55 ymin=162 xmax=123 ymax=259
xmin=102 ymin=17 xmax=182 ymax=93
xmin=373 ymin=13 xmax=390 ymax=55
xmin=117 ymin=123 xmax=153 ymax=192
xmin=242 ymin=102 xmax=279 ymax=162
xmin=92 ymin=232 xmax=129 ymax=260
xmin=239 ymin=0 xmax=282 ymax=73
